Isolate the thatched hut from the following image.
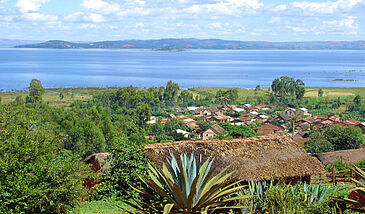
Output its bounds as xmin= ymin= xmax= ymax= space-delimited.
xmin=313 ymin=149 xmax=365 ymax=167
xmin=83 ymin=153 xmax=111 ymax=189
xmin=144 ymin=133 xmax=325 ymax=184
xmin=84 ymin=153 xmax=111 ymax=172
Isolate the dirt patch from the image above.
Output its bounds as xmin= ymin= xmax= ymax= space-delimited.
xmin=327 ymin=92 xmax=354 ymax=96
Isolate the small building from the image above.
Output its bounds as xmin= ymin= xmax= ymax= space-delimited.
xmin=83 ymin=153 xmax=111 ymax=189
xmin=212 ymin=115 xmax=229 ymax=123
xmin=254 ymin=123 xmax=284 ymax=135
xmin=202 ymin=124 xmax=226 ymax=140
xmin=233 ymin=108 xmax=245 ymax=113
xmin=176 ymin=129 xmax=189 ymax=138
xmin=283 ymin=108 xmax=296 ymax=118
xmin=144 ymin=133 xmax=326 ymax=184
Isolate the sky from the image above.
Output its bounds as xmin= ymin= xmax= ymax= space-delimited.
xmin=0 ymin=0 xmax=364 ymax=41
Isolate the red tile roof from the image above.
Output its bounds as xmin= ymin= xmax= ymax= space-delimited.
xmin=254 ymin=123 xmax=283 ymax=131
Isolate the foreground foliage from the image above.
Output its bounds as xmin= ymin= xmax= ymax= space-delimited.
xmin=126 ymin=153 xmax=248 ymax=213
xmin=0 ymin=105 xmax=92 ymax=213
xmin=241 ymin=181 xmax=349 ymax=214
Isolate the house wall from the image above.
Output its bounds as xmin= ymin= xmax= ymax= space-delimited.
xmin=256 ymin=129 xmax=275 ymax=135
xmin=203 ymin=129 xmax=217 ymax=140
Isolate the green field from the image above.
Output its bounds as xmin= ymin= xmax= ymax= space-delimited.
xmin=0 ymin=87 xmax=111 ymax=106
xmin=189 ymin=87 xmax=365 ymax=103
xmin=1 ymin=86 xmax=364 ymax=106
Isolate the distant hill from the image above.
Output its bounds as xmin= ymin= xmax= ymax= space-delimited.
xmin=0 ymin=39 xmax=43 ymax=48
xmin=15 ymin=39 xmax=365 ymax=50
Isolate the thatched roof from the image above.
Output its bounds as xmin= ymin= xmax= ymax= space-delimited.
xmin=84 ymin=153 xmax=111 ymax=172
xmin=314 ymin=149 xmax=365 ymax=166
xmin=143 ymin=133 xmax=325 ymax=181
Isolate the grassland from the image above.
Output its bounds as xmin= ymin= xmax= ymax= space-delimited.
xmin=189 ymin=87 xmax=365 ymax=103
xmin=0 ymin=87 xmax=111 ymax=106
xmin=1 ymin=86 xmax=364 ymax=106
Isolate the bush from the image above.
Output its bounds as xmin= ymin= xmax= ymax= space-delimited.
xmin=92 ymin=136 xmax=148 ymax=200
xmin=0 ymin=106 xmax=91 ymax=213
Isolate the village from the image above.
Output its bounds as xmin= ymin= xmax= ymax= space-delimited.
xmin=147 ymin=103 xmax=365 ymax=142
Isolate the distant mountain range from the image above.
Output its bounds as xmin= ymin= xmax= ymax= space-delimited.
xmin=14 ymin=39 xmax=365 ymax=50
xmin=0 ymin=39 xmax=43 ymax=48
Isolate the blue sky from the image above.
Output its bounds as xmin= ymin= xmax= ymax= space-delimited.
xmin=0 ymin=0 xmax=364 ymax=41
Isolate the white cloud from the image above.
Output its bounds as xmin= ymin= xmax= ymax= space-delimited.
xmin=272 ymin=4 xmax=287 ymax=12
xmin=16 ymin=0 xmax=50 ymax=13
xmin=323 ymin=15 xmax=358 ymax=29
xmin=21 ymin=12 xmax=58 ymax=21
xmin=81 ymin=0 xmax=120 ymax=14
xmin=184 ymin=0 xmax=264 ymax=16
xmin=291 ymin=0 xmax=365 ymax=15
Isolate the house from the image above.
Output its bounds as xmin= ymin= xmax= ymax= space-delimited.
xmin=244 ymin=104 xmax=252 ymax=108
xmin=167 ymin=114 xmax=176 ymax=119
xmin=202 ymin=124 xmax=226 ymax=140
xmin=143 ymin=133 xmax=326 ymax=183
xmin=283 ymin=108 xmax=296 ymax=118
xmin=313 ymin=149 xmax=365 ymax=167
xmin=233 ymin=108 xmax=245 ymax=113
xmin=83 ymin=153 xmax=111 ymax=189
xmin=343 ymin=120 xmax=362 ymax=127
xmin=276 ymin=114 xmax=290 ymax=122
xmin=176 ymin=129 xmax=189 ymax=138
xmin=253 ymin=123 xmax=284 ymax=135
xmin=212 ymin=115 xmax=229 ymax=123
xmin=146 ymin=116 xmax=157 ymax=124
xmin=298 ymin=107 xmax=311 ymax=117
xmin=248 ymin=111 xmax=259 ymax=116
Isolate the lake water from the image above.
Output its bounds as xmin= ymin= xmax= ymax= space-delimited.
xmin=0 ymin=48 xmax=365 ymax=90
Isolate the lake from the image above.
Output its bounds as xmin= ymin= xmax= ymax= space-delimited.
xmin=0 ymin=48 xmax=364 ymax=90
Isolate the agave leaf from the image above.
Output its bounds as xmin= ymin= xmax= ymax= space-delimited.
xmin=163 ymin=204 xmax=174 ymax=214
xmin=187 ymin=173 xmax=200 ymax=210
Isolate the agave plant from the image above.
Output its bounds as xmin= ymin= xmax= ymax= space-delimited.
xmin=125 ymin=153 xmax=249 ymax=214
xmin=339 ymin=165 xmax=365 ymax=210
xmin=303 ymin=183 xmax=329 ymax=205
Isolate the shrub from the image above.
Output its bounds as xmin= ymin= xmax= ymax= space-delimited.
xmin=0 ymin=106 xmax=91 ymax=213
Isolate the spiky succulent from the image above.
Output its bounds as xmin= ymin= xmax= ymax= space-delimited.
xmin=125 ymin=153 xmax=249 ymax=214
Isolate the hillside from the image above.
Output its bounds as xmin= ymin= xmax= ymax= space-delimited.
xmin=0 ymin=38 xmax=43 ymax=48
xmin=15 ymin=39 xmax=365 ymax=50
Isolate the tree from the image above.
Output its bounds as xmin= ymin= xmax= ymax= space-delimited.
xmin=59 ymin=92 xmax=64 ymax=100
xmin=354 ymin=95 xmax=362 ymax=107
xmin=94 ymin=137 xmax=148 ymax=199
xmin=26 ymin=79 xmax=44 ymax=103
xmin=219 ymin=123 xmax=257 ymax=138
xmin=305 ymin=132 xmax=334 ymax=153
xmin=271 ymin=76 xmax=305 ymax=101
xmin=323 ymin=125 xmax=364 ymax=151
xmin=318 ymin=89 xmax=324 ymax=97
xmin=255 ymin=84 xmax=261 ymax=91
xmin=0 ymin=105 xmax=91 ymax=213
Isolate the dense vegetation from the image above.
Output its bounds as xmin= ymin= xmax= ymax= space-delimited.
xmin=0 ymin=77 xmax=364 ymax=213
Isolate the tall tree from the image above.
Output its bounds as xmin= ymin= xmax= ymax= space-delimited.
xmin=26 ymin=79 xmax=44 ymax=103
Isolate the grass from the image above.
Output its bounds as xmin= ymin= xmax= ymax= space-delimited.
xmin=189 ymin=87 xmax=269 ymax=104
xmin=72 ymin=200 xmax=135 ymax=214
xmin=1 ymin=86 xmax=364 ymax=107
xmin=0 ymin=87 xmax=112 ymax=106
xmin=189 ymin=87 xmax=365 ymax=103
xmin=304 ymin=87 xmax=365 ymax=98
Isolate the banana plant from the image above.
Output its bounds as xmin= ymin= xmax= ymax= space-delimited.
xmin=124 ymin=153 xmax=249 ymax=214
